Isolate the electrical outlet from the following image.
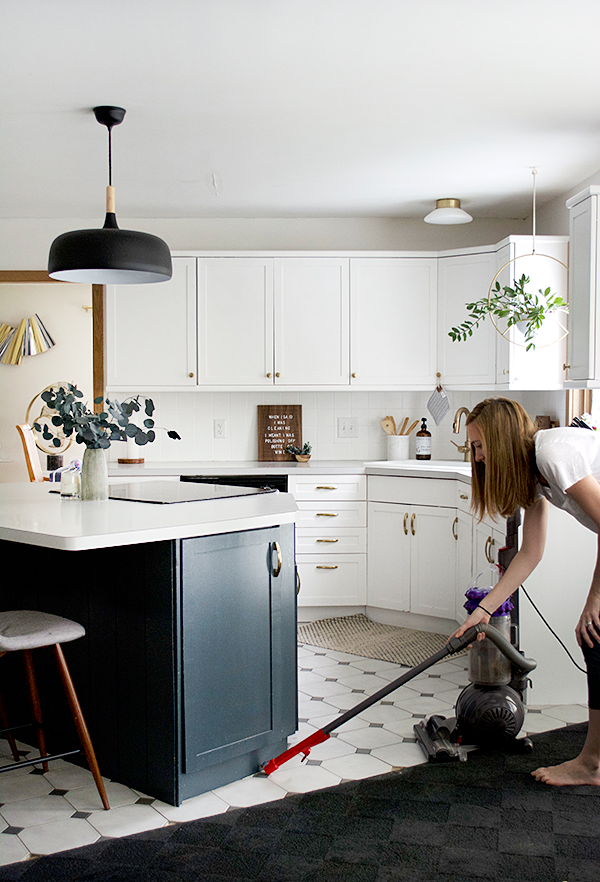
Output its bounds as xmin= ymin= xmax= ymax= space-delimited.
xmin=337 ymin=417 xmax=358 ymax=438
xmin=214 ymin=419 xmax=227 ymax=439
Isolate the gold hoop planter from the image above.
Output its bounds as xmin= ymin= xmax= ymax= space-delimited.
xmin=487 ymin=251 xmax=569 ymax=351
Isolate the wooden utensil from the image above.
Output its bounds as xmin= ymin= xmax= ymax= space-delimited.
xmin=381 ymin=417 xmax=396 ymax=435
xmin=405 ymin=420 xmax=419 ymax=436
xmin=399 ymin=417 xmax=409 ymax=435
xmin=389 ymin=416 xmax=397 ymax=435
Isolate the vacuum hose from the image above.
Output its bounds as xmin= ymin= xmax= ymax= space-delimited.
xmin=474 ymin=623 xmax=536 ymax=674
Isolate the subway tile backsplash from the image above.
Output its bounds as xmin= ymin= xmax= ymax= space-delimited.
xmin=108 ymin=389 xmax=566 ymax=464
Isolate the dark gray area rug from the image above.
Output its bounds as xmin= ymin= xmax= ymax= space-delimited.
xmin=3 ymin=723 xmax=599 ymax=882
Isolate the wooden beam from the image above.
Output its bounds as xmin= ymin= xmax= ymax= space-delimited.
xmin=0 ymin=271 xmax=62 ymax=283
xmin=92 ymin=285 xmax=105 ymax=411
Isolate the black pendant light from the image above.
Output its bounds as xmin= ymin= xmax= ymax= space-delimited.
xmin=48 ymin=106 xmax=172 ymax=284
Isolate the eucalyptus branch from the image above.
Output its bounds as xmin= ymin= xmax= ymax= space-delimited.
xmin=448 ymin=274 xmax=567 ymax=351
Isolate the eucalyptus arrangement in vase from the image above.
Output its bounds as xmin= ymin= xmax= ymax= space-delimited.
xmin=34 ymin=384 xmax=180 ymax=499
xmin=448 ymin=274 xmax=568 ymax=351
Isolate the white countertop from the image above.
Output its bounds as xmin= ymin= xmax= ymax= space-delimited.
xmin=107 ymin=459 xmax=471 ymax=482
xmin=0 ymin=482 xmax=298 ymax=551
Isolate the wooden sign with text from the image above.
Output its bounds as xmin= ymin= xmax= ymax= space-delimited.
xmin=258 ymin=405 xmax=302 ymax=462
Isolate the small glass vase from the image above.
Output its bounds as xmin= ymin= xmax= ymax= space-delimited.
xmin=81 ymin=447 xmax=108 ymax=501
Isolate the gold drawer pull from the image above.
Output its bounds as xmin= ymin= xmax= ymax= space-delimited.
xmin=316 ymin=538 xmax=339 ymax=543
xmin=316 ymin=486 xmax=338 ymax=490
xmin=452 ymin=516 xmax=458 ymax=540
xmin=316 ymin=512 xmax=338 ymax=517
xmin=403 ymin=512 xmax=408 ymax=535
xmin=316 ymin=565 xmax=338 ymax=569
xmin=460 ymin=494 xmax=468 ymax=500
xmin=410 ymin=513 xmax=416 ymax=535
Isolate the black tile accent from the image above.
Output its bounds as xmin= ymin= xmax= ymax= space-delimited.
xmin=49 ymin=788 xmax=69 ymax=796
xmin=71 ymin=811 xmax=92 ymax=819
xmin=2 ymin=827 xmax=24 ymax=835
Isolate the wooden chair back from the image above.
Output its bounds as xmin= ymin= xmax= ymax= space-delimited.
xmin=15 ymin=424 xmax=48 ymax=482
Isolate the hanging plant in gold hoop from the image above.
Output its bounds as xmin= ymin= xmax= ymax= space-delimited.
xmin=448 ymin=169 xmax=568 ymax=351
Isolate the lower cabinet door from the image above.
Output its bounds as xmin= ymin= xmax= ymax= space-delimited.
xmin=367 ymin=502 xmax=411 ymax=612
xmin=296 ymin=554 xmax=366 ymax=606
xmin=409 ymin=505 xmax=457 ymax=619
xmin=180 ymin=525 xmax=296 ymax=774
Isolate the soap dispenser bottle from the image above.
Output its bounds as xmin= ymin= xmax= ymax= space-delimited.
xmin=415 ymin=418 xmax=432 ymax=460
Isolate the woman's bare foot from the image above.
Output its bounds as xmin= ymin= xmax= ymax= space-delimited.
xmin=531 ymin=756 xmax=600 ymax=786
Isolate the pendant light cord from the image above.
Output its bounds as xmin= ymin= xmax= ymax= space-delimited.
xmin=531 ymin=167 xmax=537 ymax=254
xmin=107 ymin=125 xmax=113 ymax=187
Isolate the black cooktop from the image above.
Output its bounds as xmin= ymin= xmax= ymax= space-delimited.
xmin=108 ymin=481 xmax=276 ymax=504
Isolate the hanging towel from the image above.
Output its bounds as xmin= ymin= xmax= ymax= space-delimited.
xmin=427 ymin=385 xmax=450 ymax=425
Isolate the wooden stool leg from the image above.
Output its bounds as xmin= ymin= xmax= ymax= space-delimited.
xmin=0 ymin=690 xmax=21 ymax=762
xmin=52 ymin=644 xmax=110 ymax=810
xmin=22 ymin=650 xmax=49 ymax=772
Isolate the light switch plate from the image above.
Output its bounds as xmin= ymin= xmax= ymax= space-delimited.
xmin=337 ymin=417 xmax=358 ymax=438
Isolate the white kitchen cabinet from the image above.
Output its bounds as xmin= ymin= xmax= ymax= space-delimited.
xmin=493 ymin=236 xmax=569 ymax=390
xmin=350 ymin=257 xmax=438 ymax=387
xmin=564 ymin=187 xmax=600 ymax=387
xmin=454 ymin=508 xmax=473 ymax=622
xmin=367 ymin=476 xmax=458 ymax=621
xmin=288 ymin=474 xmax=367 ymax=610
xmin=274 ymin=258 xmax=349 ymax=385
xmin=472 ymin=517 xmax=505 ymax=584
xmin=437 ymin=248 xmax=498 ymax=386
xmin=196 ymin=256 xmax=349 ymax=386
xmin=197 ymin=257 xmax=273 ymax=385
xmin=106 ymin=257 xmax=197 ymax=388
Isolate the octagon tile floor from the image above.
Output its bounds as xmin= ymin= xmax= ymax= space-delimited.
xmin=0 ymin=641 xmax=588 ymax=866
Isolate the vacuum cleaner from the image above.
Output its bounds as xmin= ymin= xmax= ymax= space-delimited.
xmin=262 ymin=623 xmax=536 ymax=775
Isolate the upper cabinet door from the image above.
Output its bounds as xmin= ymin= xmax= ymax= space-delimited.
xmin=197 ymin=257 xmax=274 ymax=385
xmin=350 ymin=258 xmax=437 ymax=386
xmin=437 ymin=250 xmax=497 ymax=386
xmin=273 ymin=258 xmax=350 ymax=385
xmin=106 ymin=257 xmax=197 ymax=387
xmin=566 ymin=191 xmax=600 ymax=386
xmin=494 ymin=237 xmax=569 ymax=390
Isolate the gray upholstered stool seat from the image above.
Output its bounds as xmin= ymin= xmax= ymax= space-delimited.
xmin=0 ymin=609 xmax=109 ymax=810
xmin=0 ymin=610 xmax=85 ymax=651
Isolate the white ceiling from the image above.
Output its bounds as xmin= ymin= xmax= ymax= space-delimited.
xmin=3 ymin=0 xmax=600 ymax=221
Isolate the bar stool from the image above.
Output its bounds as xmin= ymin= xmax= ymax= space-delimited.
xmin=0 ymin=610 xmax=109 ymax=810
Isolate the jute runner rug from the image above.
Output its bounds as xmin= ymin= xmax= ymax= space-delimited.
xmin=297 ymin=613 xmax=459 ymax=667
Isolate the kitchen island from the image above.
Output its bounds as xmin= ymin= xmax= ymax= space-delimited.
xmin=0 ymin=482 xmax=298 ymax=805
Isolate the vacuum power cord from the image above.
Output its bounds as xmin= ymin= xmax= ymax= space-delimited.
xmin=520 ymin=583 xmax=586 ymax=674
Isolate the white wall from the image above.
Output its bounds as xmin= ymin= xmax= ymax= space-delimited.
xmin=104 ymin=387 xmax=566 ymax=465
xmin=0 ymin=283 xmax=93 ymax=482
xmin=0 ymin=216 xmax=531 ymax=271
xmin=535 ymin=166 xmax=600 ymax=236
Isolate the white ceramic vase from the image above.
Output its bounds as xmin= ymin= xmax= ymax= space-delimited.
xmin=81 ymin=447 xmax=108 ymax=501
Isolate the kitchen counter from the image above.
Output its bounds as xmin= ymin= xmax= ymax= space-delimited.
xmin=0 ymin=481 xmax=298 ymax=551
xmin=107 ymin=458 xmax=471 ymax=482
xmin=0 ymin=480 xmax=298 ymax=805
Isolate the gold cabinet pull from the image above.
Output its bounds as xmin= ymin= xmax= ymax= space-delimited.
xmin=410 ymin=513 xmax=416 ymax=535
xmin=460 ymin=493 xmax=468 ymax=500
xmin=403 ymin=512 xmax=408 ymax=536
xmin=266 ymin=372 xmax=272 ymax=378
xmin=188 ymin=372 xmax=195 ymax=378
xmin=484 ymin=535 xmax=495 ymax=564
xmin=316 ymin=538 xmax=339 ymax=543
xmin=316 ymin=512 xmax=338 ymax=517
xmin=272 ymin=541 xmax=282 ymax=577
xmin=352 ymin=372 xmax=357 ymax=378
xmin=316 ymin=486 xmax=338 ymax=490
xmin=316 ymin=565 xmax=338 ymax=569
xmin=275 ymin=372 xmax=281 ymax=377
xmin=452 ymin=516 xmax=458 ymax=540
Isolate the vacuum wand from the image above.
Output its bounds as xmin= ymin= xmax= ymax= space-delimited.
xmin=263 ymin=625 xmax=536 ymax=775
xmin=265 ymin=625 xmax=522 ymax=775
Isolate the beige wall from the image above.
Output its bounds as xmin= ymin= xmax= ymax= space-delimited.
xmin=0 ymin=283 xmax=93 ymax=482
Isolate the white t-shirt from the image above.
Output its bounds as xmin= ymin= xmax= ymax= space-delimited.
xmin=535 ymin=427 xmax=600 ymax=533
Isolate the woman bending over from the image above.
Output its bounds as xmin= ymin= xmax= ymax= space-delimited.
xmin=451 ymin=397 xmax=600 ymax=786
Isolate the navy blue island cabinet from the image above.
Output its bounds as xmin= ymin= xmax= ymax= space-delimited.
xmin=0 ymin=523 xmax=297 ymax=806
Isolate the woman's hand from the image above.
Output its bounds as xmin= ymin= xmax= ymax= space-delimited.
xmin=576 ymin=597 xmax=600 ymax=648
xmin=449 ymin=606 xmax=490 ymax=644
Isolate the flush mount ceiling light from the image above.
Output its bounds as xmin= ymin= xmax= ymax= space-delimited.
xmin=48 ymin=106 xmax=172 ymax=284
xmin=423 ymin=198 xmax=473 ymax=225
